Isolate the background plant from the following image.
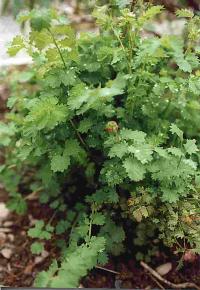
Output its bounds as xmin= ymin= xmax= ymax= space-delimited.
xmin=0 ymin=0 xmax=200 ymax=287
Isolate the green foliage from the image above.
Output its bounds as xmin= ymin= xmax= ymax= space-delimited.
xmin=31 ymin=242 xmax=45 ymax=255
xmin=7 ymin=35 xmax=25 ymax=57
xmin=7 ymin=192 xmax=27 ymax=214
xmin=28 ymin=220 xmax=54 ymax=240
xmin=176 ymin=8 xmax=194 ymax=19
xmin=34 ymin=237 xmax=105 ymax=288
xmin=1 ymin=1 xmax=200 ymax=287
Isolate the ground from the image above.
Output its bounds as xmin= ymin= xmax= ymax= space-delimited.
xmin=0 ymin=185 xmax=200 ymax=288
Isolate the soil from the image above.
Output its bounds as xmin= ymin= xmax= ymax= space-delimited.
xmin=0 ymin=186 xmax=199 ymax=288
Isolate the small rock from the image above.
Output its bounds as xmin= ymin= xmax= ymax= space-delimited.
xmin=156 ymin=262 xmax=172 ymax=276
xmin=0 ymin=203 xmax=10 ymax=222
xmin=1 ymin=248 xmax=13 ymax=259
xmin=0 ymin=232 xmax=6 ymax=246
xmin=7 ymin=233 xmax=14 ymax=242
xmin=3 ymin=221 xmax=13 ymax=227
xmin=34 ymin=250 xmax=49 ymax=265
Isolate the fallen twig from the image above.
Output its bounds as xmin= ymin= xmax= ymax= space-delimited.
xmin=25 ymin=187 xmax=43 ymax=200
xmin=148 ymin=273 xmax=165 ymax=289
xmin=141 ymin=261 xmax=200 ymax=290
xmin=96 ymin=265 xmax=120 ymax=275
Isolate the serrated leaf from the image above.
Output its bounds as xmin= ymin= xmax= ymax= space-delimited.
xmin=189 ymin=76 xmax=200 ymax=95
xmin=161 ymin=188 xmax=179 ymax=203
xmin=120 ymin=129 xmax=146 ymax=143
xmin=51 ymin=154 xmax=70 ymax=172
xmin=68 ymin=83 xmax=89 ymax=110
xmin=7 ymin=35 xmax=25 ymax=56
xmin=25 ymin=97 xmax=68 ymax=131
xmin=31 ymin=242 xmax=44 ymax=255
xmin=0 ymin=122 xmax=16 ymax=146
xmin=167 ymin=147 xmax=183 ymax=157
xmin=128 ymin=144 xmax=153 ymax=164
xmin=60 ymin=69 xmax=77 ymax=86
xmin=138 ymin=5 xmax=164 ymax=26
xmin=175 ymin=55 xmax=192 ymax=73
xmin=45 ymin=48 xmax=60 ymax=63
xmin=184 ymin=139 xmax=198 ymax=155
xmin=97 ymin=251 xmax=108 ymax=265
xmin=34 ymin=237 xmax=105 ymax=287
xmin=30 ymin=9 xmax=54 ymax=32
xmin=133 ymin=206 xmax=149 ymax=222
xmin=56 ymin=220 xmax=70 ymax=235
xmin=78 ymin=119 xmax=93 ymax=133
xmin=92 ymin=213 xmax=106 ymax=225
xmin=28 ymin=220 xmax=44 ymax=238
xmin=176 ymin=9 xmax=194 ymax=18
xmin=154 ymin=147 xmax=169 ymax=158
xmin=109 ymin=142 xmax=128 ymax=158
xmin=123 ymin=157 xmax=146 ymax=181
xmin=7 ymin=193 xmax=27 ymax=215
xmin=68 ymin=74 xmax=127 ymax=113
xmin=170 ymin=124 xmax=183 ymax=140
xmin=29 ymin=30 xmax=52 ymax=51
xmin=34 ymin=260 xmax=58 ymax=287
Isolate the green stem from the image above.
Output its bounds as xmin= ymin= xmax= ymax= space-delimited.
xmin=68 ymin=213 xmax=79 ymax=245
xmin=47 ymin=210 xmax=58 ymax=226
xmin=88 ymin=207 xmax=94 ymax=240
xmin=69 ymin=119 xmax=89 ymax=151
xmin=47 ymin=28 xmax=67 ymax=69
xmin=48 ymin=28 xmax=89 ymax=151
xmin=110 ymin=23 xmax=132 ymax=74
xmin=88 ymin=218 xmax=92 ymax=240
xmin=177 ymin=138 xmax=184 ymax=169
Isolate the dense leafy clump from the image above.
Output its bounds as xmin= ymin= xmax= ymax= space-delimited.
xmin=1 ymin=1 xmax=200 ymax=287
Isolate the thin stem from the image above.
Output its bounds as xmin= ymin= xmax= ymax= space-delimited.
xmin=47 ymin=210 xmax=58 ymax=226
xmin=88 ymin=207 xmax=94 ymax=240
xmin=69 ymin=119 xmax=89 ymax=152
xmin=110 ymin=23 xmax=132 ymax=73
xmin=47 ymin=28 xmax=67 ymax=69
xmin=68 ymin=213 xmax=79 ymax=245
xmin=48 ymin=28 xmax=89 ymax=151
xmin=177 ymin=138 xmax=184 ymax=169
xmin=89 ymin=221 xmax=92 ymax=239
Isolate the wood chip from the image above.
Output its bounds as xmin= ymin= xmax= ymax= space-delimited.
xmin=7 ymin=234 xmax=14 ymax=242
xmin=0 ymin=232 xmax=6 ymax=246
xmin=34 ymin=250 xmax=49 ymax=265
xmin=0 ymin=203 xmax=10 ymax=222
xmin=24 ymin=262 xmax=35 ymax=275
xmin=1 ymin=248 xmax=13 ymax=259
xmin=3 ymin=221 xmax=13 ymax=227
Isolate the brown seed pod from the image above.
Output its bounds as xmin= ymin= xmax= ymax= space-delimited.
xmin=105 ymin=121 xmax=119 ymax=133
